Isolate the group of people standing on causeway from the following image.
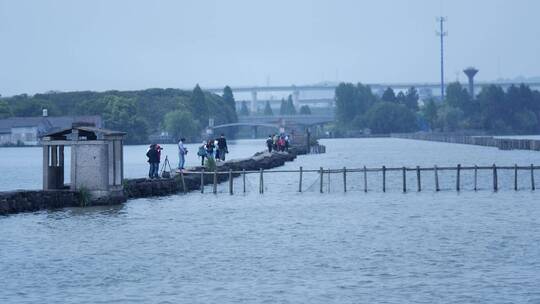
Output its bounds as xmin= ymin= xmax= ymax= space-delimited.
xmin=266 ymin=134 xmax=290 ymax=153
xmin=196 ymin=134 xmax=229 ymax=166
xmin=146 ymin=133 xmax=293 ymax=179
xmin=145 ymin=135 xmax=228 ymax=179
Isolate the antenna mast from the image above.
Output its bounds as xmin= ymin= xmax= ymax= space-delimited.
xmin=436 ymin=17 xmax=447 ymax=100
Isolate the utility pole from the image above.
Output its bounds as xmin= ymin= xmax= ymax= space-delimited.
xmin=436 ymin=17 xmax=447 ymax=100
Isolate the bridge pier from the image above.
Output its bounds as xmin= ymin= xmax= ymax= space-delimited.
xmin=250 ymin=91 xmax=258 ymax=114
xmin=251 ymin=126 xmax=258 ymax=139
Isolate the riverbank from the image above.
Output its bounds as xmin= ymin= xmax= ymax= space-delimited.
xmin=392 ymin=133 xmax=540 ymax=151
xmin=0 ymin=145 xmax=314 ymax=216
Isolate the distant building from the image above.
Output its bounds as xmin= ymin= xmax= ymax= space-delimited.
xmin=0 ymin=111 xmax=102 ymax=145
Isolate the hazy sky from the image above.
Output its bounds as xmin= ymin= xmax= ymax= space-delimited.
xmin=1 ymin=0 xmax=539 ymax=95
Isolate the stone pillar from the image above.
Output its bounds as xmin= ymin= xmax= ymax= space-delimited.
xmin=43 ymin=145 xmax=50 ymax=190
xmin=70 ymin=145 xmax=77 ymax=191
xmin=51 ymin=145 xmax=58 ymax=167
xmin=59 ymin=145 xmax=64 ymax=188
xmin=250 ymin=91 xmax=258 ymax=114
xmin=106 ymin=136 xmax=125 ymax=189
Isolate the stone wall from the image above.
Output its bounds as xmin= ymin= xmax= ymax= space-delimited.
xmin=0 ymin=190 xmax=79 ymax=215
xmin=392 ymin=133 xmax=540 ymax=151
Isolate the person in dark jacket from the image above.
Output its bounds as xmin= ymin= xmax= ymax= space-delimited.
xmin=266 ymin=135 xmax=273 ymax=153
xmin=146 ymin=144 xmax=160 ymax=179
xmin=216 ymin=134 xmax=228 ymax=161
xmin=206 ymin=139 xmax=215 ymax=160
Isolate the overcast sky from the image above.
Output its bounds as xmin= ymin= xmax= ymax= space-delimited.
xmin=0 ymin=0 xmax=539 ymax=96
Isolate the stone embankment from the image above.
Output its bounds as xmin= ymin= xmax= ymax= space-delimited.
xmin=392 ymin=133 xmax=540 ymax=151
xmin=0 ymin=190 xmax=80 ymax=215
xmin=123 ymin=150 xmax=298 ymax=199
xmin=0 ymin=145 xmax=322 ymax=215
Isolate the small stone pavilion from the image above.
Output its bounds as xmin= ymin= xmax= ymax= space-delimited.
xmin=41 ymin=124 xmax=126 ymax=200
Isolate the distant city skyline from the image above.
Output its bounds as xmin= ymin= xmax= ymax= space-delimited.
xmin=1 ymin=0 xmax=539 ymax=96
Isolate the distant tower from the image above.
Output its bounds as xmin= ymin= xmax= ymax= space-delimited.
xmin=463 ymin=67 xmax=479 ymax=98
xmin=436 ymin=17 xmax=447 ymax=100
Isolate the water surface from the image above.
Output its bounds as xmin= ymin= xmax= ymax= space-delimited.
xmin=1 ymin=138 xmax=540 ymax=303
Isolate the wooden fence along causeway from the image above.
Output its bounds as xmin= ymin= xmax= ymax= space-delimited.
xmin=180 ymin=164 xmax=538 ymax=195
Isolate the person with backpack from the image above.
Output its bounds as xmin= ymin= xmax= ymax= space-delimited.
xmin=217 ymin=134 xmax=228 ymax=161
xmin=146 ymin=144 xmax=160 ymax=179
xmin=197 ymin=141 xmax=207 ymax=166
xmin=205 ymin=139 xmax=215 ymax=160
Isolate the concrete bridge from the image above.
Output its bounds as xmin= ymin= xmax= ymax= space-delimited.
xmin=207 ymin=114 xmax=335 ymax=138
xmin=206 ymin=81 xmax=540 ymax=114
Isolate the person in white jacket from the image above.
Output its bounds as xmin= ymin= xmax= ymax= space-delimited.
xmin=177 ymin=138 xmax=187 ymax=170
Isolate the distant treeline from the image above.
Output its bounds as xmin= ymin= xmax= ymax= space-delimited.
xmin=334 ymin=82 xmax=540 ymax=134
xmin=0 ymin=86 xmax=238 ymax=144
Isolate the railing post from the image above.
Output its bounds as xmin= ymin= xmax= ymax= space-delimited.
xmin=259 ymin=168 xmax=264 ymax=194
xmin=474 ymin=165 xmax=478 ymax=191
xmin=456 ymin=164 xmax=461 ymax=192
xmin=343 ymin=167 xmax=347 ymax=193
xmin=514 ymin=164 xmax=518 ymax=191
xmin=299 ymin=166 xmax=303 ymax=193
xmin=213 ymin=169 xmax=218 ymax=194
xmin=242 ymin=169 xmax=246 ymax=193
xmin=416 ymin=166 xmax=421 ymax=192
xmin=229 ymin=169 xmax=233 ymax=195
xmin=382 ymin=166 xmax=386 ymax=192
xmin=402 ymin=166 xmax=406 ymax=193
xmin=200 ymin=169 xmax=204 ymax=194
xmin=363 ymin=166 xmax=368 ymax=193
xmin=434 ymin=165 xmax=440 ymax=192
xmin=319 ymin=167 xmax=324 ymax=193
xmin=531 ymin=164 xmax=536 ymax=191
xmin=327 ymin=169 xmax=331 ymax=192
xmin=493 ymin=164 xmax=498 ymax=192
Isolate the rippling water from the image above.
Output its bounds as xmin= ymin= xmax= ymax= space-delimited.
xmin=1 ymin=138 xmax=540 ymax=303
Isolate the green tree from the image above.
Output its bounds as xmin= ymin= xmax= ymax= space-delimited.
xmin=421 ymin=99 xmax=439 ymax=130
xmin=446 ymin=82 xmax=470 ymax=110
xmin=102 ymin=95 xmax=149 ymax=144
xmin=240 ymin=101 xmax=250 ymax=116
xmin=437 ymin=105 xmax=464 ymax=132
xmin=10 ymin=96 xmax=56 ymax=117
xmin=365 ymin=102 xmax=417 ymax=133
xmin=404 ymin=87 xmax=420 ymax=111
xmin=0 ymin=100 xmax=11 ymax=118
xmin=263 ymin=101 xmax=273 ymax=115
xmin=279 ymin=98 xmax=287 ymax=115
xmin=513 ymin=110 xmax=538 ymax=133
xmin=335 ymin=83 xmax=357 ymax=124
xmin=222 ymin=86 xmax=238 ymax=122
xmin=299 ymin=105 xmax=312 ymax=115
xmin=164 ymin=110 xmax=199 ymax=140
xmin=188 ymin=84 xmax=209 ymax=126
xmin=477 ymin=85 xmax=507 ymax=131
xmin=381 ymin=87 xmax=396 ymax=103
xmin=355 ymin=83 xmax=377 ymax=113
xmin=286 ymin=95 xmax=297 ymax=115
xmin=396 ymin=91 xmax=406 ymax=105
